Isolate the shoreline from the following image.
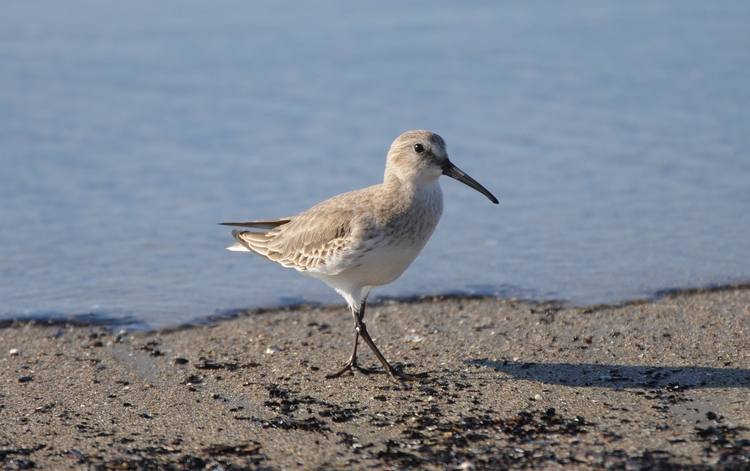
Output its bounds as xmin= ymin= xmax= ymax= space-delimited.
xmin=1 ymin=286 xmax=749 ymax=469
xmin=4 ymin=282 xmax=750 ymax=334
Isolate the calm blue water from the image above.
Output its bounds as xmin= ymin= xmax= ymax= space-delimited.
xmin=2 ymin=2 xmax=749 ymax=329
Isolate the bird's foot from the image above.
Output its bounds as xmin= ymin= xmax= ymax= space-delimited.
xmin=325 ymin=360 xmax=383 ymax=379
xmin=326 ymin=360 xmax=427 ymax=382
xmin=385 ymin=364 xmax=428 ymax=382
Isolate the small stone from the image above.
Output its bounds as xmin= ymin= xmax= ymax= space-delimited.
xmin=9 ymin=348 xmax=19 ymax=355
xmin=604 ymin=455 xmax=625 ymax=467
xmin=265 ymin=346 xmax=281 ymax=354
xmin=184 ymin=375 xmax=203 ymax=385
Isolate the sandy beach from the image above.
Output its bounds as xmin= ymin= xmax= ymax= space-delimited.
xmin=1 ymin=286 xmax=749 ymax=470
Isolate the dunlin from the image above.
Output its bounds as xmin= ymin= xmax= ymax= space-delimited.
xmin=221 ymin=130 xmax=498 ymax=380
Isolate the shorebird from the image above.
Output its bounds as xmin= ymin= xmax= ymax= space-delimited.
xmin=221 ymin=130 xmax=498 ymax=380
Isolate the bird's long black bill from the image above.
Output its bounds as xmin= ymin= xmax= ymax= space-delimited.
xmin=442 ymin=162 xmax=499 ymax=204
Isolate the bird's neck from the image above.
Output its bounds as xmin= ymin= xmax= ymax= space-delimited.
xmin=382 ymin=174 xmax=443 ymax=217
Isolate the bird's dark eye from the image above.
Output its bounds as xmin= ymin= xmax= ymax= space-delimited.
xmin=414 ymin=143 xmax=425 ymax=153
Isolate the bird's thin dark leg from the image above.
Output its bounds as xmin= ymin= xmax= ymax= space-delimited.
xmin=326 ymin=305 xmax=381 ymax=378
xmin=325 ymin=328 xmax=363 ymax=378
xmin=356 ymin=317 xmax=421 ymax=381
xmin=329 ymin=299 xmax=425 ymax=381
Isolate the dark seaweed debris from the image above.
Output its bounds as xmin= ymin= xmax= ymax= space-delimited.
xmin=195 ymin=357 xmax=260 ymax=371
xmin=375 ymin=408 xmax=595 ymax=469
xmin=695 ymin=424 xmax=750 ymax=467
xmin=1 ymin=445 xmax=265 ymax=471
xmin=99 ymin=453 xmax=265 ymax=471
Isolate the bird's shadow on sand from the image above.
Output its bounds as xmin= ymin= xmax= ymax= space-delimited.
xmin=466 ymin=359 xmax=750 ymax=390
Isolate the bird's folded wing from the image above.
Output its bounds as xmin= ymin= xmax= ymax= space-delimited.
xmin=219 ymin=218 xmax=292 ymax=230
xmin=222 ymin=190 xmax=380 ymax=273
xmin=262 ymin=211 xmax=356 ymax=271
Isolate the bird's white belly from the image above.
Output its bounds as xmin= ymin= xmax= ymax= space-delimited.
xmin=354 ymin=240 xmax=423 ymax=286
xmin=307 ymin=237 xmax=427 ymax=293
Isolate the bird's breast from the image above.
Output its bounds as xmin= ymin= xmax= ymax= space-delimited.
xmin=328 ymin=181 xmax=443 ymax=287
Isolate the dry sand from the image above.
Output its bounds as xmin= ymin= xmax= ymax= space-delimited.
xmin=1 ymin=286 xmax=749 ymax=470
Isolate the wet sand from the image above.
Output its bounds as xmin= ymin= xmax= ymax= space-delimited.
xmin=1 ymin=286 xmax=749 ymax=470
